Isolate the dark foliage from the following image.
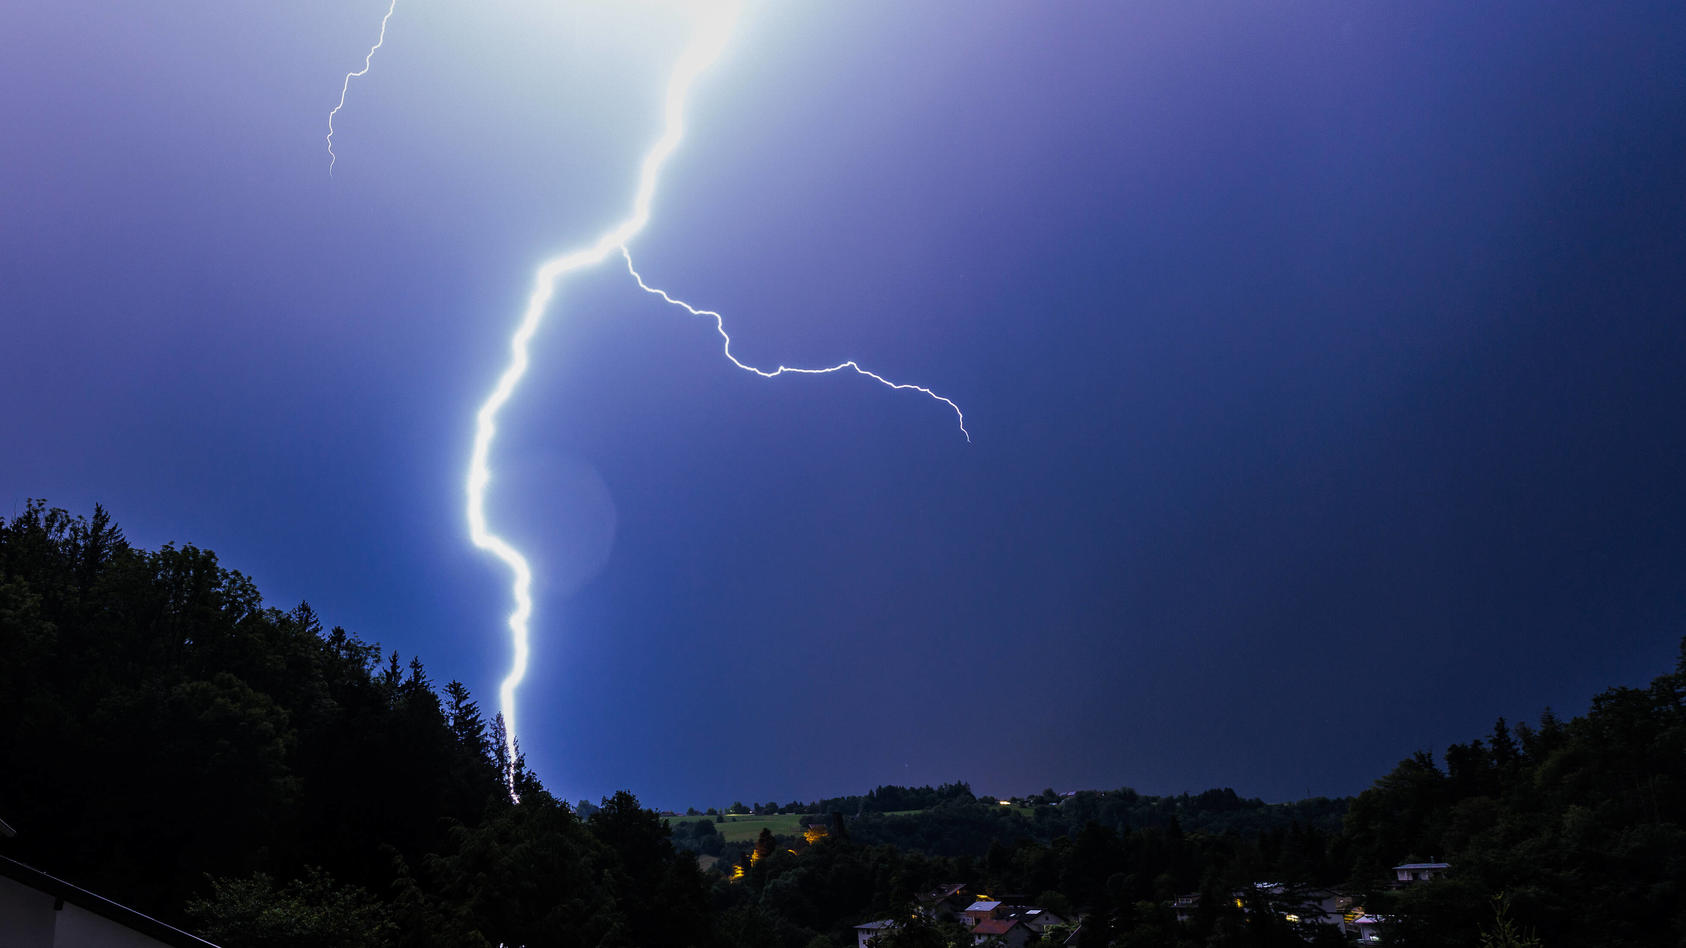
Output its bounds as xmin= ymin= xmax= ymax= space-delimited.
xmin=4 ymin=501 xmax=1682 ymax=947
xmin=0 ymin=501 xmax=711 ymax=947
xmin=1345 ymin=647 xmax=1686 ymax=948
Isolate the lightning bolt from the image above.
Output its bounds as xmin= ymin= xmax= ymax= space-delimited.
xmin=462 ymin=1 xmax=967 ymax=801
xmin=467 ymin=2 xmax=740 ymax=801
xmin=620 ymin=247 xmax=970 ymax=441
xmin=326 ymin=0 xmax=398 ymax=176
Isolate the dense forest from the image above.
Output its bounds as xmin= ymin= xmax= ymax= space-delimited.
xmin=2 ymin=502 xmax=1682 ymax=947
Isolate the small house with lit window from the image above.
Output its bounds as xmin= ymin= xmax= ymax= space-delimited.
xmin=917 ymin=882 xmax=973 ymax=920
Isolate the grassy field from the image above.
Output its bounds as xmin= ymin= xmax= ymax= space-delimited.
xmin=683 ymin=812 xmax=810 ymax=842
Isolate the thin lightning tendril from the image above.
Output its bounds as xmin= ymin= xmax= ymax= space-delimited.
xmin=620 ymin=247 xmax=971 ymax=441
xmin=326 ymin=0 xmax=397 ymax=176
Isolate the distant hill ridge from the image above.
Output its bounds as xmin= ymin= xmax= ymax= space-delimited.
xmin=3 ymin=500 xmax=1681 ymax=947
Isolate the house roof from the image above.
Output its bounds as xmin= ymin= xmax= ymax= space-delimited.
xmin=854 ymin=919 xmax=896 ymax=930
xmin=0 ymin=855 xmax=220 ymax=947
xmin=1019 ymin=908 xmax=1063 ymax=922
xmin=965 ymin=900 xmax=1002 ymax=913
xmin=973 ymin=918 xmax=1020 ymax=935
xmin=1393 ymin=862 xmax=1450 ymax=870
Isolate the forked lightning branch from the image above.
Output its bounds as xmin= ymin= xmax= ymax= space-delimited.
xmin=327 ymin=1 xmax=967 ymax=800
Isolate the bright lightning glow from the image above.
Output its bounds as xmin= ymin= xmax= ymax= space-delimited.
xmin=467 ymin=2 xmax=741 ymax=801
xmin=620 ymin=247 xmax=971 ymax=441
xmin=466 ymin=0 xmax=968 ymax=804
xmin=326 ymin=0 xmax=398 ymax=176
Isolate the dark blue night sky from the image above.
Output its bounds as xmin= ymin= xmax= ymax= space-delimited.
xmin=4 ymin=0 xmax=1684 ymax=809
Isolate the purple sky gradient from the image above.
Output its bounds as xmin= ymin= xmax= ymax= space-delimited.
xmin=4 ymin=0 xmax=1685 ymax=808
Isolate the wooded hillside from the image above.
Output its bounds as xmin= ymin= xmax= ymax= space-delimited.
xmin=2 ymin=501 xmax=1681 ymax=947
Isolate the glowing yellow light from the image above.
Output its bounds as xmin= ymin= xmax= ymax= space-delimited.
xmin=1285 ymin=914 xmax=1301 ymax=923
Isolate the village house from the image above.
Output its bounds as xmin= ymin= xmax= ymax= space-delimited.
xmin=1393 ymin=862 xmax=1450 ymax=883
xmin=860 ymin=887 xmax=1067 ymax=947
xmin=961 ymin=899 xmax=1002 ymax=928
xmin=1168 ymin=869 xmax=1441 ymax=943
xmin=917 ymin=882 xmax=973 ymax=921
xmin=959 ymin=897 xmax=1067 ymax=945
xmin=1172 ymin=883 xmax=1374 ymax=940
xmin=970 ymin=916 xmax=1031 ymax=947
xmin=1003 ymin=905 xmax=1066 ymax=934
xmin=853 ymin=919 xmax=895 ymax=947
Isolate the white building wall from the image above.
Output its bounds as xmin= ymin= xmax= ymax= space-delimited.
xmin=0 ymin=873 xmax=58 ymax=948
xmin=0 ymin=872 xmax=182 ymax=948
xmin=55 ymin=904 xmax=178 ymax=948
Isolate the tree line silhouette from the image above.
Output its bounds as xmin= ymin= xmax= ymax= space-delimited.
xmin=2 ymin=502 xmax=1680 ymax=946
